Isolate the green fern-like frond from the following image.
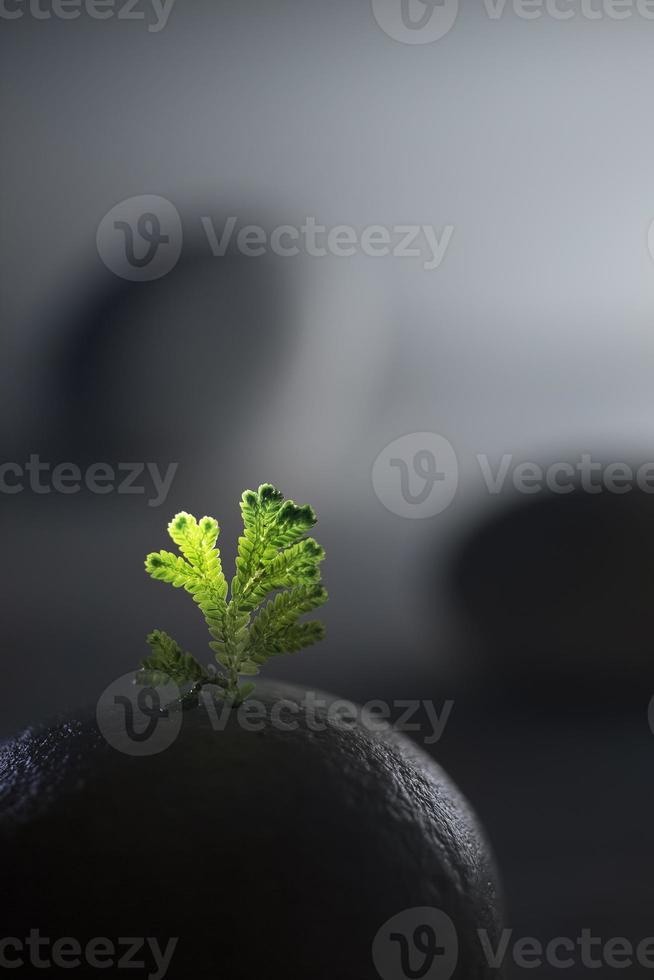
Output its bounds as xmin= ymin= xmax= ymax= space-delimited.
xmin=246 ymin=585 xmax=328 ymax=664
xmin=139 ymin=484 xmax=327 ymax=702
xmin=166 ymin=513 xmax=227 ymax=598
xmin=231 ymin=485 xmax=317 ymax=600
xmin=136 ymin=630 xmax=209 ymax=687
xmin=145 ymin=550 xmax=200 ymax=589
xmin=238 ymin=537 xmax=325 ymax=612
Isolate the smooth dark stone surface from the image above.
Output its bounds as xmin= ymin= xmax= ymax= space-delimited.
xmin=0 ymin=682 xmax=503 ymax=979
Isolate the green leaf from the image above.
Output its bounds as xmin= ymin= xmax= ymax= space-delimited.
xmin=147 ymin=511 xmax=230 ymax=649
xmin=245 ymin=584 xmax=328 ymax=664
xmin=231 ymin=485 xmax=317 ymax=603
xmin=237 ymin=682 xmax=256 ymax=703
xmin=136 ymin=630 xmax=208 ymax=686
xmin=143 ymin=486 xmax=327 ymax=702
xmin=238 ymin=537 xmax=325 ymax=612
xmin=167 ymin=513 xmax=228 ymax=599
xmin=145 ymin=551 xmax=199 ymax=589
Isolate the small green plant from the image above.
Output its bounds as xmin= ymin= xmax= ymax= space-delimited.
xmin=137 ymin=484 xmax=327 ymax=705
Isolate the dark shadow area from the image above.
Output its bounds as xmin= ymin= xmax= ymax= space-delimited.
xmin=430 ymin=485 xmax=654 ymax=978
xmin=42 ymin=236 xmax=296 ymax=463
xmin=451 ymin=488 xmax=654 ymax=705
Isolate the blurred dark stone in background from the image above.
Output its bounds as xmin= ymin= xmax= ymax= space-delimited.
xmin=450 ymin=488 xmax=654 ymax=702
xmin=432 ymin=488 xmax=654 ymax=978
xmin=45 ymin=234 xmax=296 ymax=463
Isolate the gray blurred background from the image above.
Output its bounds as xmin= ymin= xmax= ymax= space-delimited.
xmin=3 ymin=0 xmax=654 ymax=974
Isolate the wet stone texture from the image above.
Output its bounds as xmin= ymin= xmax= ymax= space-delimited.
xmin=0 ymin=681 xmax=503 ymax=979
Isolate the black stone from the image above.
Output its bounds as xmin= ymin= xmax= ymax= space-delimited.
xmin=0 ymin=682 xmax=503 ymax=979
